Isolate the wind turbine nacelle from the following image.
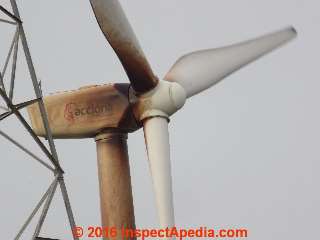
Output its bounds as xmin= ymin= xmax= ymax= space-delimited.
xmin=27 ymin=83 xmax=139 ymax=139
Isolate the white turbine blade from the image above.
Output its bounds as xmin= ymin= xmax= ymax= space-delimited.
xmin=143 ymin=117 xmax=175 ymax=229
xmin=165 ymin=26 xmax=297 ymax=97
xmin=90 ymin=0 xmax=158 ymax=93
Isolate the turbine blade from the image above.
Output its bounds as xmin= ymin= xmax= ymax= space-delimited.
xmin=143 ymin=117 xmax=175 ymax=229
xmin=90 ymin=0 xmax=158 ymax=93
xmin=165 ymin=26 xmax=297 ymax=97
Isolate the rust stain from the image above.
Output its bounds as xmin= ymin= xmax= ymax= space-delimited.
xmin=90 ymin=0 xmax=158 ymax=94
xmin=113 ymin=41 xmax=158 ymax=94
xmin=27 ymin=83 xmax=141 ymax=139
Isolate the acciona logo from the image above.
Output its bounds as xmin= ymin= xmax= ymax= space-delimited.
xmin=64 ymin=102 xmax=112 ymax=121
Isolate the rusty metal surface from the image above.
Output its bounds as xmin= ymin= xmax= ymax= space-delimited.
xmin=95 ymin=132 xmax=136 ymax=239
xmin=27 ymin=83 xmax=140 ymax=138
xmin=90 ymin=0 xmax=158 ymax=94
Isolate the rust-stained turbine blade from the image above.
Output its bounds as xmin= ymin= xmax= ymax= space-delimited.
xmin=90 ymin=0 xmax=158 ymax=94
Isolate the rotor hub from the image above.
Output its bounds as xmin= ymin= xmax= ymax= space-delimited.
xmin=130 ymin=81 xmax=187 ymax=121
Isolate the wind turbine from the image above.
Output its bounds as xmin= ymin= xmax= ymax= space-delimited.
xmin=86 ymin=0 xmax=296 ymax=231
xmin=0 ymin=0 xmax=297 ymax=239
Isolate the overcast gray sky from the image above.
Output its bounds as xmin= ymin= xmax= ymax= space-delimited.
xmin=1 ymin=0 xmax=319 ymax=239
